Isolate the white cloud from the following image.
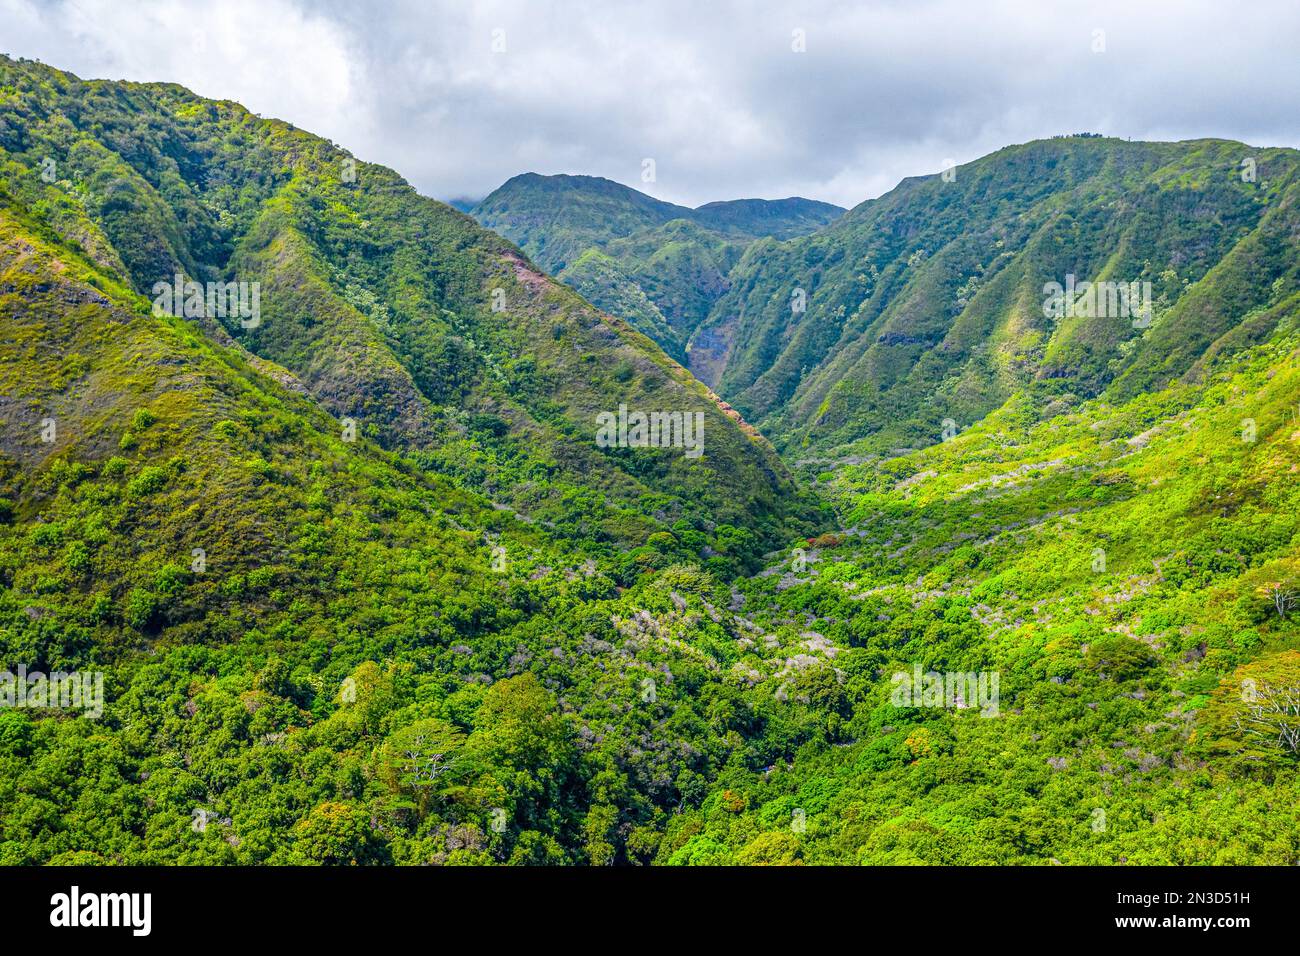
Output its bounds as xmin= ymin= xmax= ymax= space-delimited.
xmin=3 ymin=0 xmax=1298 ymax=208
xmin=1 ymin=0 xmax=360 ymax=145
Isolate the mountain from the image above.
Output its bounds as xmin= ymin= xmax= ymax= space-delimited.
xmin=471 ymin=173 xmax=695 ymax=274
xmin=443 ymin=196 xmax=481 ymax=213
xmin=692 ymin=196 xmax=849 ymax=239
xmin=558 ymin=219 xmax=742 ymax=362
xmin=684 ymin=136 xmax=1300 ymax=457
xmin=662 ymin=323 xmax=1300 ymax=863
xmin=0 ymin=56 xmax=833 ymax=865
xmin=470 ymin=174 xmax=843 ymax=360
xmin=460 ymin=137 xmax=1300 ymax=866
xmin=0 ymin=56 xmax=819 ymax=550
xmin=3 ymin=53 xmax=1299 ymax=869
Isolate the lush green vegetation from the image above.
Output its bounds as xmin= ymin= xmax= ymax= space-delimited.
xmin=0 ymin=56 xmax=818 ymax=549
xmin=692 ymin=136 xmax=1300 ymax=459
xmin=669 ymin=331 xmax=1300 ymax=863
xmin=471 ymin=173 xmax=842 ymax=361
xmin=2 ymin=56 xmax=1299 ymax=866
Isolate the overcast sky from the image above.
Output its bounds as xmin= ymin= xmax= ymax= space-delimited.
xmin=3 ymin=0 xmax=1299 ymax=209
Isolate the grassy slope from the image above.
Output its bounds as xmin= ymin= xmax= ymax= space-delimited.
xmin=663 ymin=324 xmax=1300 ymax=864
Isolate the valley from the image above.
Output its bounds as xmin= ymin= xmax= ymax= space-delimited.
xmin=1 ymin=54 xmax=1298 ymax=866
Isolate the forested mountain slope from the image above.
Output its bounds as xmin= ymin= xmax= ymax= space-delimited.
xmin=0 ymin=55 xmax=819 ymax=548
xmin=471 ymin=173 xmax=697 ymax=275
xmin=471 ymin=173 xmax=842 ymax=361
xmin=687 ymin=136 xmax=1300 ymax=458
xmin=0 ymin=56 xmax=831 ymax=865
xmin=0 ymin=190 xmax=848 ymax=864
xmin=459 ymin=134 xmax=1300 ymax=866
xmin=682 ymin=325 xmax=1300 ymax=863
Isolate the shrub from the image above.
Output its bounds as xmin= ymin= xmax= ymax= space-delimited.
xmin=127 ymin=466 xmax=168 ymax=497
xmin=123 ymin=587 xmax=163 ymax=632
xmin=1085 ymin=635 xmax=1155 ymax=680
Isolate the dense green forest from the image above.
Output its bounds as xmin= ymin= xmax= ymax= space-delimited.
xmin=1 ymin=55 xmax=1299 ymax=866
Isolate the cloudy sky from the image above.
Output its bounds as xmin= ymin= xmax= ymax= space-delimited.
xmin=3 ymin=0 xmax=1299 ymax=208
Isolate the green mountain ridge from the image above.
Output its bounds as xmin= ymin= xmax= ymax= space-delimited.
xmin=454 ymin=134 xmax=1300 ymax=865
xmin=0 ymin=56 xmax=841 ymax=865
xmin=0 ymin=56 xmax=817 ymax=548
xmin=686 ymin=136 xmax=1300 ymax=458
xmin=470 ymin=173 xmax=844 ymax=360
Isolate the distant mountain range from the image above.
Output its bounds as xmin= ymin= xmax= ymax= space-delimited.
xmin=476 ymin=139 xmax=1300 ymax=462
xmin=471 ymin=174 xmax=842 ymax=361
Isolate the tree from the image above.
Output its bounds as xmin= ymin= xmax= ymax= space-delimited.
xmin=466 ymin=673 xmax=579 ymax=833
xmin=1235 ymin=680 xmax=1300 ymax=754
xmin=1084 ymin=634 xmax=1154 ymax=680
xmin=1200 ymin=652 xmax=1300 ymax=764
xmin=379 ymin=719 xmax=466 ymax=816
xmin=736 ymin=832 xmax=803 ymax=866
xmin=292 ymin=802 xmax=388 ymax=865
xmin=1258 ymin=581 xmax=1298 ymax=619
